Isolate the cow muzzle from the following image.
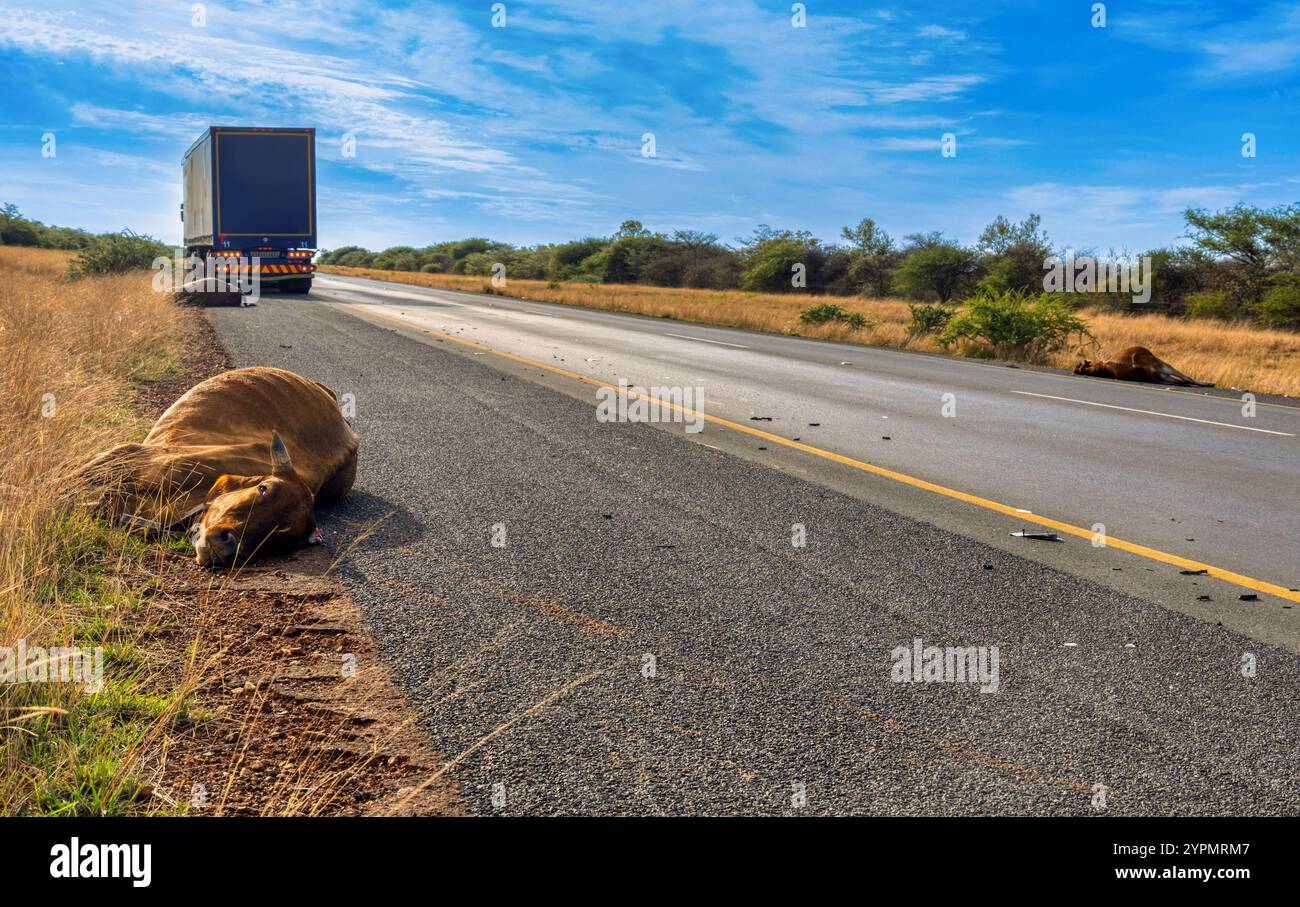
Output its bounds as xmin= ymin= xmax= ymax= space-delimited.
xmin=192 ymin=525 xmax=240 ymax=567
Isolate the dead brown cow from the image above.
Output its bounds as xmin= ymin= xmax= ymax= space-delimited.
xmin=1073 ymin=346 xmax=1213 ymax=387
xmin=75 ymin=367 xmax=358 ymax=567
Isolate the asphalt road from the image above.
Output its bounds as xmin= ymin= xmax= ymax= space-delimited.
xmin=206 ymin=277 xmax=1300 ymax=815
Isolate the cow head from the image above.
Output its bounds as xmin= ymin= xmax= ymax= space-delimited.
xmin=1074 ymin=360 xmax=1095 ymax=375
xmin=191 ymin=432 xmax=319 ymax=568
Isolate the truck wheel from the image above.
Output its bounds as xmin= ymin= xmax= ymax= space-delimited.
xmin=280 ymin=279 xmax=313 ymax=294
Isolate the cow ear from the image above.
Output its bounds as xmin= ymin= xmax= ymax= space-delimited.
xmin=208 ymin=474 xmax=258 ymax=500
xmin=207 ymin=475 xmax=237 ymax=501
xmin=270 ymin=432 xmax=294 ymax=475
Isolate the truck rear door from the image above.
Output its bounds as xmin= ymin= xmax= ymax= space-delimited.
xmin=214 ymin=129 xmax=315 ymax=243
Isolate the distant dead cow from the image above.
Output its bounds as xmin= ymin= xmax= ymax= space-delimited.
xmin=75 ymin=367 xmax=358 ymax=567
xmin=1074 ymin=346 xmax=1213 ymax=387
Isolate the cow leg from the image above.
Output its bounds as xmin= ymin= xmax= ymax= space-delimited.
xmin=1167 ymin=367 xmax=1213 ymax=387
xmin=72 ymin=443 xmax=218 ymax=527
xmin=67 ymin=442 xmax=149 ymax=514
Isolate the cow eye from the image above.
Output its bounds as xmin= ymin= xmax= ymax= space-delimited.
xmin=258 ymin=484 xmax=269 ymax=495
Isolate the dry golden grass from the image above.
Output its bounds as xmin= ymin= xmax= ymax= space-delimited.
xmin=1080 ymin=312 xmax=1300 ymax=398
xmin=0 ymin=245 xmax=189 ymax=814
xmin=324 ymin=266 xmax=1300 ymax=398
xmin=1 ymin=247 xmax=456 ymax=817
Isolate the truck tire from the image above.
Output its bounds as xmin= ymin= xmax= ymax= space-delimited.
xmin=280 ymin=279 xmax=313 ymax=294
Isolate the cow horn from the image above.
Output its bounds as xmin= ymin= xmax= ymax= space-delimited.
xmin=270 ymin=432 xmax=293 ymax=474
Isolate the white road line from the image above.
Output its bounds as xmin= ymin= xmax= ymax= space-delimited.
xmin=1011 ymin=391 xmax=1295 ymax=436
xmin=664 ymin=332 xmax=749 ymax=349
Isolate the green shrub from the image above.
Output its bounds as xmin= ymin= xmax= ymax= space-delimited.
xmin=457 ymin=252 xmax=497 ymax=276
xmin=1257 ymin=282 xmax=1300 ymax=330
xmin=67 ymin=232 xmax=172 ymax=279
xmin=798 ymin=302 xmax=873 ymax=329
xmin=318 ymin=245 xmax=367 ymax=266
xmin=334 ymin=250 xmax=374 ymax=268
xmin=939 ymin=289 xmax=1090 ymax=361
xmin=372 ymin=245 xmax=420 ymax=272
xmin=1184 ymin=290 xmax=1254 ymax=322
xmin=906 ymin=302 xmax=955 ymax=337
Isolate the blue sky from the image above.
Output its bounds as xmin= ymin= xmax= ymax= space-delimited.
xmin=2 ymin=0 xmax=1298 ymax=253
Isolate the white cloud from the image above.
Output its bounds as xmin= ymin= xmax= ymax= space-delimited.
xmin=1003 ymin=181 xmax=1271 ymax=249
xmin=856 ymin=114 xmax=960 ymax=130
xmin=867 ymin=75 xmax=984 ymax=104
xmin=0 ymin=6 xmax=567 ymax=196
xmin=873 ymin=137 xmax=941 ymax=152
xmin=1119 ymin=1 xmax=1300 ymax=77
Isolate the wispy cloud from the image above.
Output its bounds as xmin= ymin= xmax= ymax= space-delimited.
xmin=0 ymin=0 xmax=1294 ymax=251
xmin=918 ymin=25 xmax=966 ymax=39
xmin=1004 ymin=181 xmax=1279 ymax=250
xmin=1118 ymin=0 xmax=1300 ymax=77
xmin=866 ymin=75 xmax=985 ymax=104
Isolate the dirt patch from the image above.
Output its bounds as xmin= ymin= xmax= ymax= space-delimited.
xmin=139 ymin=308 xmax=463 ymax=816
xmin=146 ymin=547 xmax=463 ymax=815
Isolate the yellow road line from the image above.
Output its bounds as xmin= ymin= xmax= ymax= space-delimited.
xmin=343 ymin=303 xmax=1300 ymax=604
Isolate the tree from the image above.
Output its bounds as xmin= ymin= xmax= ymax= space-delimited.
xmin=1141 ymin=245 xmax=1215 ymax=314
xmin=894 ymin=241 xmax=979 ymax=302
xmin=741 ymin=236 xmax=810 ymax=292
xmin=975 ymin=214 xmax=1052 ymax=296
xmin=448 ymin=238 xmax=492 ymax=260
xmin=902 ymin=230 xmax=947 ymax=250
xmin=0 ymin=216 xmax=40 ymax=247
xmin=738 ymin=226 xmax=824 ymax=293
xmin=841 ymin=218 xmax=899 ymax=297
xmin=548 ymin=237 xmax=609 ymax=281
xmin=1256 ymin=204 xmax=1300 ymax=273
xmin=0 ymin=203 xmax=42 ymax=246
xmin=1183 ymin=203 xmax=1300 ymax=306
xmin=600 ymin=233 xmax=669 ymax=284
xmin=373 ymin=246 xmax=421 ymax=271
xmin=671 ymin=229 xmax=721 ymax=249
xmin=1184 ymin=205 xmax=1272 ymax=270
xmin=615 ymin=219 xmax=650 ymax=239
xmin=976 ymin=213 xmax=1049 ymax=256
xmin=504 ymin=245 xmax=551 ymax=280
